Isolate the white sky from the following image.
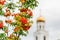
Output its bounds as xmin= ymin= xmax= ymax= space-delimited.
xmin=0 ymin=0 xmax=60 ymax=40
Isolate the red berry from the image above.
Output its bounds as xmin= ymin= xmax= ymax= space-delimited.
xmin=0 ymin=0 xmax=5 ymax=5
xmin=20 ymin=8 xmax=27 ymax=12
xmin=0 ymin=21 xmax=3 ymax=29
xmin=27 ymin=9 xmax=33 ymax=16
xmin=1 ymin=1 xmax=4 ymax=5
xmin=20 ymin=17 xmax=27 ymax=24
xmin=22 ymin=26 xmax=30 ymax=30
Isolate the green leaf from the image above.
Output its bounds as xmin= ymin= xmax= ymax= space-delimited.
xmin=19 ymin=30 xmax=27 ymax=36
xmin=2 ymin=26 xmax=8 ymax=31
xmin=23 ymin=0 xmax=38 ymax=9
xmin=11 ymin=22 xmax=17 ymax=26
xmin=0 ymin=10 xmax=4 ymax=15
xmin=0 ymin=33 xmax=7 ymax=40
xmin=4 ymin=2 xmax=19 ymax=12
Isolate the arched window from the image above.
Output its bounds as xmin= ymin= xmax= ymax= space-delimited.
xmin=36 ymin=36 xmax=38 ymax=40
xmin=44 ymin=36 xmax=46 ymax=40
xmin=40 ymin=25 xmax=41 ymax=29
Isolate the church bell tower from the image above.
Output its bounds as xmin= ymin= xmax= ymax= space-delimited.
xmin=34 ymin=16 xmax=48 ymax=40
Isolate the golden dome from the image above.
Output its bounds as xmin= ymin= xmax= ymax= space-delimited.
xmin=37 ymin=16 xmax=45 ymax=22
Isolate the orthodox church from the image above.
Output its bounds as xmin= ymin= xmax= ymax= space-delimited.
xmin=34 ymin=16 xmax=48 ymax=40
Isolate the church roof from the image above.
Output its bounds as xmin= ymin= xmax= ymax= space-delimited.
xmin=37 ymin=16 xmax=45 ymax=22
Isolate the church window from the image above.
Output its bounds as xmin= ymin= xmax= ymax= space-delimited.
xmin=36 ymin=36 xmax=38 ymax=40
xmin=44 ymin=36 xmax=46 ymax=40
xmin=40 ymin=25 xmax=41 ymax=29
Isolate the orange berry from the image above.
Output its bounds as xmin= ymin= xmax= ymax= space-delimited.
xmin=12 ymin=13 xmax=20 ymax=17
xmin=5 ymin=20 xmax=12 ymax=24
xmin=4 ymin=10 xmax=11 ymax=17
xmin=14 ymin=27 xmax=20 ymax=32
xmin=20 ymin=0 xmax=26 ymax=4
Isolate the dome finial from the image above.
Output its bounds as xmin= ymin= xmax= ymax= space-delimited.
xmin=39 ymin=9 xmax=42 ymax=17
xmin=37 ymin=9 xmax=45 ymax=22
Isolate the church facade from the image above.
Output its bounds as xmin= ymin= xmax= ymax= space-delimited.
xmin=34 ymin=16 xmax=48 ymax=40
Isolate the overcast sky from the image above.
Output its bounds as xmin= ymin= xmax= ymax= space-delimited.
xmin=21 ymin=0 xmax=60 ymax=40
